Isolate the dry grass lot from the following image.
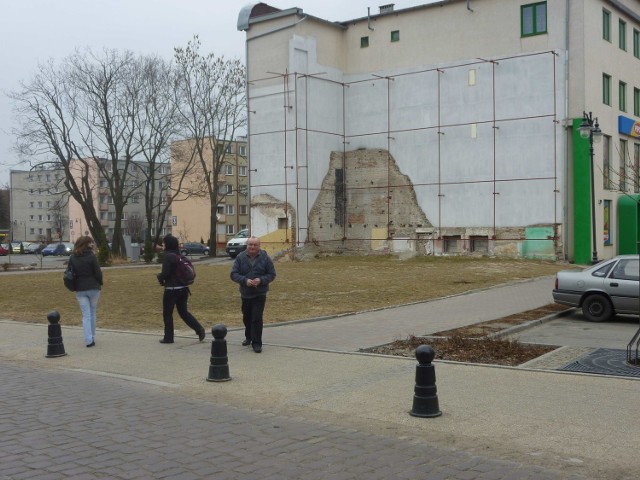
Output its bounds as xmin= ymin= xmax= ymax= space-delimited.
xmin=0 ymin=256 xmax=572 ymax=332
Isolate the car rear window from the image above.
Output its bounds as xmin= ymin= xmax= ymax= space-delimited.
xmin=592 ymin=262 xmax=614 ymax=278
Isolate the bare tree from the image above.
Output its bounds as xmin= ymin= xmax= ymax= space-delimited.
xmin=10 ymin=49 xmax=183 ymax=262
xmin=129 ymin=55 xmax=188 ymax=258
xmin=173 ymin=36 xmax=247 ymax=256
xmin=10 ymin=56 xmax=110 ymax=262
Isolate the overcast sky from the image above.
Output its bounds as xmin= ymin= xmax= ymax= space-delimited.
xmin=0 ymin=0 xmax=420 ymax=185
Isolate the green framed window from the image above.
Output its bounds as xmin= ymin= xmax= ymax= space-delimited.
xmin=390 ymin=30 xmax=400 ymax=42
xmin=634 ymin=29 xmax=640 ymax=58
xmin=360 ymin=36 xmax=369 ymax=48
xmin=603 ymin=9 xmax=611 ymax=41
xmin=521 ymin=2 xmax=547 ymax=37
xmin=619 ymin=19 xmax=627 ymax=50
xmin=634 ymin=87 xmax=640 ymax=116
xmin=603 ymin=200 xmax=612 ymax=246
xmin=603 ymin=73 xmax=611 ymax=106
xmin=619 ymin=81 xmax=627 ymax=111
xmin=635 ymin=143 xmax=640 ymax=193
xmin=603 ymin=135 xmax=611 ymax=190
xmin=620 ymin=139 xmax=628 ymax=192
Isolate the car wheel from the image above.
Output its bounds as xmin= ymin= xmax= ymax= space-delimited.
xmin=180 ymin=250 xmax=187 ymax=256
xmin=582 ymin=294 xmax=613 ymax=322
xmin=203 ymin=249 xmax=209 ymax=255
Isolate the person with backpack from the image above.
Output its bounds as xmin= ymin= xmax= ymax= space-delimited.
xmin=230 ymin=236 xmax=276 ymax=353
xmin=156 ymin=234 xmax=205 ymax=344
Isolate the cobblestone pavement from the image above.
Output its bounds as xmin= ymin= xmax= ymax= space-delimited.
xmin=1 ymin=361 xmax=585 ymax=480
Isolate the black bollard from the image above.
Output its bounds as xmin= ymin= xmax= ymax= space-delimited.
xmin=45 ymin=311 xmax=67 ymax=358
xmin=206 ymin=324 xmax=231 ymax=382
xmin=409 ymin=344 xmax=441 ymax=418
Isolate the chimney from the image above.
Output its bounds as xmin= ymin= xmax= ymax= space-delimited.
xmin=379 ymin=4 xmax=395 ymax=14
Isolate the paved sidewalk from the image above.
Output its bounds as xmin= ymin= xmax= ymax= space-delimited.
xmin=1 ymin=277 xmax=639 ymax=479
xmin=2 ymin=362 xmax=584 ymax=480
xmin=250 ymin=276 xmax=557 ymax=351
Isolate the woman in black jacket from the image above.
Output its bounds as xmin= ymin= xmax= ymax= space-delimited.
xmin=69 ymin=236 xmax=103 ymax=347
xmin=156 ymin=234 xmax=205 ymax=344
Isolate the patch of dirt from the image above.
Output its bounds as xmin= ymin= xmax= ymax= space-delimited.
xmin=363 ymin=303 xmax=570 ymax=366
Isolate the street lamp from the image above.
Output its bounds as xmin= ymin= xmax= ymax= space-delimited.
xmin=578 ymin=111 xmax=603 ymax=265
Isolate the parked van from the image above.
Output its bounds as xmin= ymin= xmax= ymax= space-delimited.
xmin=225 ymin=229 xmax=249 ymax=258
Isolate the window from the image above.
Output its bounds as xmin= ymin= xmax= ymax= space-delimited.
xmin=226 ymin=204 xmax=234 ymax=215
xmin=46 ymin=215 xmax=51 ymax=221
xmin=521 ymin=2 xmax=547 ymax=37
xmin=634 ymin=29 xmax=640 ymax=58
xmin=100 ymin=212 xmax=106 ymax=220
xmin=217 ymin=206 xmax=224 ymax=215
xmin=635 ymin=143 xmax=640 ymax=193
xmin=603 ymin=200 xmax=612 ymax=246
xmin=619 ymin=81 xmax=627 ymax=111
xmin=38 ymin=201 xmax=43 ymax=208
xmin=635 ymin=87 xmax=640 ymax=117
xmin=240 ymin=205 xmax=248 ymax=215
xmin=619 ymin=19 xmax=627 ymax=51
xmin=611 ymin=258 xmax=639 ymax=280
xmin=29 ymin=202 xmax=34 ymax=208
xmin=226 ymin=224 xmax=235 ymax=235
xmin=29 ymin=215 xmax=34 ymax=220
xmin=360 ymin=36 xmax=369 ymax=48
xmin=239 ymin=166 xmax=247 ymax=176
xmin=132 ymin=195 xmax=139 ymax=204
xmin=603 ymin=135 xmax=611 ymax=189
xmin=620 ymin=139 xmax=628 ymax=191
xmin=225 ymin=164 xmax=233 ymax=175
xmin=603 ymin=9 xmax=611 ymax=41
xmin=239 ymin=145 xmax=246 ymax=156
xmin=225 ymin=144 xmax=232 ymax=154
xmin=99 ymin=179 xmax=108 ymax=188
xmin=470 ymin=236 xmax=489 ymax=253
xmin=38 ymin=215 xmax=43 ymax=221
xmin=240 ymin=224 xmax=248 ymax=231
xmin=603 ymin=73 xmax=611 ymax=105
xmin=391 ymin=30 xmax=400 ymax=42
xmin=225 ymin=184 xmax=233 ymax=195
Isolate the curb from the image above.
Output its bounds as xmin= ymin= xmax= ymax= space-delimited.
xmin=487 ymin=307 xmax=575 ymax=338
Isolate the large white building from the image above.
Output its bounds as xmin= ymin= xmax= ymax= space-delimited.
xmin=239 ymin=0 xmax=640 ymax=263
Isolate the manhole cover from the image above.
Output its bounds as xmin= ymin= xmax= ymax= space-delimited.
xmin=559 ymin=348 xmax=640 ymax=378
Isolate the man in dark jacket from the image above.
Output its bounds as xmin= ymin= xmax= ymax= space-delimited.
xmin=230 ymin=237 xmax=276 ymax=353
xmin=156 ymin=234 xmax=205 ymax=344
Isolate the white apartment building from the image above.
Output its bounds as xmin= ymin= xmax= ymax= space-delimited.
xmin=10 ymin=169 xmax=68 ymax=243
xmin=238 ymin=0 xmax=640 ymax=263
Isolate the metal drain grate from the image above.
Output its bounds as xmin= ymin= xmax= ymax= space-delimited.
xmin=559 ymin=348 xmax=640 ymax=378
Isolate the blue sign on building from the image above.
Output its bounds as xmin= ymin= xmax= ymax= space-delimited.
xmin=618 ymin=115 xmax=640 ymax=138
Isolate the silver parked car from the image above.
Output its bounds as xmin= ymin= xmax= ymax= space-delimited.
xmin=553 ymin=255 xmax=639 ymax=322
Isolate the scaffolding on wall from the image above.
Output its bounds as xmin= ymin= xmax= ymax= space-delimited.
xmin=247 ymin=50 xmax=564 ymax=258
